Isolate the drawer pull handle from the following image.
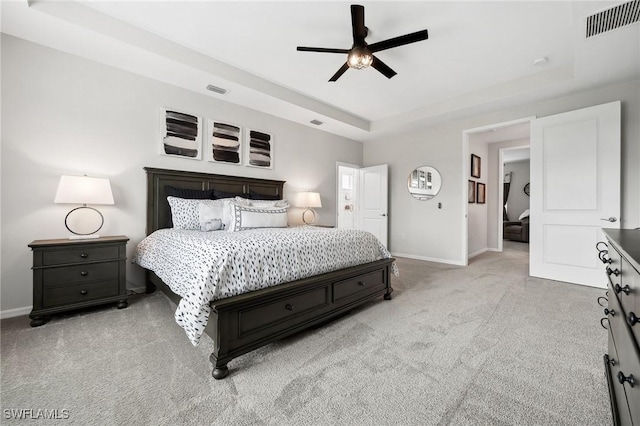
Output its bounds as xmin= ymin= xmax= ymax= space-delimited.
xmin=617 ymin=372 xmax=636 ymax=387
xmin=606 ymin=267 xmax=620 ymax=277
xmin=358 ymin=281 xmax=365 ymax=286
xmin=80 ymin=271 xmax=89 ymax=277
xmin=604 ymin=308 xmax=615 ymax=317
xmin=285 ymin=304 xmax=294 ymax=311
xmin=628 ymin=312 xmax=639 ymax=327
xmin=598 ymin=251 xmax=612 ymax=264
xmin=597 ymin=296 xmax=608 ymax=307
xmin=600 ymin=318 xmax=609 ymax=330
xmin=80 ymin=253 xmax=89 ymax=258
xmin=80 ymin=290 xmax=88 ymax=296
xmin=614 ymin=284 xmax=631 ymax=295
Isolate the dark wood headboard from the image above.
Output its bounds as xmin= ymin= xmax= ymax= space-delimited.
xmin=145 ymin=167 xmax=285 ymax=234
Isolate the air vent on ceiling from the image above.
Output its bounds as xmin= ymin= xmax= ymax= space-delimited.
xmin=206 ymin=84 xmax=227 ymax=95
xmin=585 ymin=0 xmax=639 ymax=38
xmin=310 ymin=119 xmax=323 ymax=126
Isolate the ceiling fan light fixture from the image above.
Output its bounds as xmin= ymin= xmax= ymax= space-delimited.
xmin=347 ymin=47 xmax=373 ymax=69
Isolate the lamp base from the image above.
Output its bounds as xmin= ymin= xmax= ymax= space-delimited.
xmin=302 ymin=208 xmax=316 ymax=225
xmin=68 ymin=234 xmax=101 ymax=240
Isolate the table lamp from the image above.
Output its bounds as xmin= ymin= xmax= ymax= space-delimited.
xmin=54 ymin=175 xmax=114 ymax=239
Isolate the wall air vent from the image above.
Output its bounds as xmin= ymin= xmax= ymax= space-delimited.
xmin=586 ymin=0 xmax=639 ymax=38
xmin=206 ymin=84 xmax=227 ymax=95
xmin=310 ymin=119 xmax=323 ymax=126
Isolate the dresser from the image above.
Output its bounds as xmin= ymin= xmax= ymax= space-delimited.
xmin=29 ymin=236 xmax=129 ymax=326
xmin=599 ymin=229 xmax=640 ymax=426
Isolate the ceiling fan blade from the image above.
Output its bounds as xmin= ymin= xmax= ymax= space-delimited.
xmin=297 ymin=47 xmax=350 ymax=54
xmin=329 ymin=62 xmax=350 ymax=82
xmin=351 ymin=4 xmax=366 ymax=45
xmin=368 ymin=29 xmax=429 ymax=53
xmin=371 ymin=56 xmax=397 ymax=79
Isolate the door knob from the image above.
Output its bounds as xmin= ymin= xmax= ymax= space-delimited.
xmin=380 ymin=213 xmax=387 ymax=217
xmin=600 ymin=217 xmax=617 ymax=222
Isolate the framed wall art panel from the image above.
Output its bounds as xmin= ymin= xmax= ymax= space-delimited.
xmin=160 ymin=108 xmax=202 ymax=160
xmin=207 ymin=120 xmax=242 ymax=165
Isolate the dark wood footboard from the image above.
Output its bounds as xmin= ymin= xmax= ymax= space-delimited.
xmin=148 ymin=258 xmax=393 ymax=379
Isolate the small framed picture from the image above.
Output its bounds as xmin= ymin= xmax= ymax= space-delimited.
xmin=471 ymin=154 xmax=481 ymax=178
xmin=468 ymin=180 xmax=476 ymax=203
xmin=477 ymin=182 xmax=486 ymax=204
xmin=160 ymin=108 xmax=202 ymax=160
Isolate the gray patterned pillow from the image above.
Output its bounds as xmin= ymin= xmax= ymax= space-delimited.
xmin=168 ymin=197 xmax=225 ymax=230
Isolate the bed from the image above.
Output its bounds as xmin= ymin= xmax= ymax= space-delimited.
xmin=138 ymin=167 xmax=395 ymax=379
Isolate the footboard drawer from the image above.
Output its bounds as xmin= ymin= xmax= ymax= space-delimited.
xmin=333 ymin=268 xmax=387 ymax=304
xmin=238 ymin=285 xmax=330 ymax=337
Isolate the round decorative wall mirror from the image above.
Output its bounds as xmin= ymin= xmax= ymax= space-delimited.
xmin=407 ymin=166 xmax=442 ymax=200
xmin=524 ymin=182 xmax=530 ymax=196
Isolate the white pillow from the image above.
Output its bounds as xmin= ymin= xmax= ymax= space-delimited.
xmin=518 ymin=209 xmax=530 ymax=220
xmin=234 ymin=196 xmax=288 ymax=209
xmin=198 ymin=202 xmax=224 ymax=231
xmin=222 ymin=198 xmax=250 ymax=229
xmin=251 ymin=199 xmax=290 ymax=209
xmin=167 ymin=197 xmax=224 ymax=230
xmin=227 ymin=203 xmax=288 ymax=232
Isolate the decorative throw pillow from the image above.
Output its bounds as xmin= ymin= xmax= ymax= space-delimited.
xmin=198 ymin=202 xmax=224 ymax=231
xmin=227 ymin=203 xmax=288 ymax=232
xmin=167 ymin=197 xmax=223 ymax=230
xmin=518 ymin=209 xmax=530 ymax=221
xmin=249 ymin=199 xmax=290 ymax=209
xmin=165 ymin=185 xmax=214 ymax=199
xmin=249 ymin=190 xmax=281 ymax=200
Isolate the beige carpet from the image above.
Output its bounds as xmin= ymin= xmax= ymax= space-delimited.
xmin=1 ymin=244 xmax=610 ymax=425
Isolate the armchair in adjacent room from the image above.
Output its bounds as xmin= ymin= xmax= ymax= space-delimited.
xmin=503 ymin=216 xmax=530 ymax=243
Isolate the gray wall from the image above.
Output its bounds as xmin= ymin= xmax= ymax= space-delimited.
xmin=364 ymin=79 xmax=640 ymax=264
xmin=0 ymin=35 xmax=363 ymax=314
xmin=504 ymin=160 xmax=530 ymax=222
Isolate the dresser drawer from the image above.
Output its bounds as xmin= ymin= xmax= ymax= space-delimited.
xmin=619 ymin=258 xmax=640 ymax=347
xmin=238 ymin=285 xmax=329 ymax=336
xmin=333 ymin=268 xmax=387 ymax=303
xmin=607 ymin=245 xmax=623 ymax=291
xmin=42 ymin=262 xmax=119 ymax=286
xmin=42 ymin=280 xmax=120 ymax=308
xmin=607 ymin=282 xmax=640 ymax=425
xmin=41 ymin=245 xmax=120 ymax=266
xmin=606 ymin=330 xmax=633 ymax=426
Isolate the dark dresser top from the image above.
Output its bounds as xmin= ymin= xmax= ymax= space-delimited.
xmin=603 ymin=228 xmax=640 ymax=273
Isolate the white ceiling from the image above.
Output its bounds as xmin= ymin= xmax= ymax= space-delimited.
xmin=2 ymin=1 xmax=639 ymax=142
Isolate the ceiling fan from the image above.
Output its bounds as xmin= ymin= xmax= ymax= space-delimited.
xmin=296 ymin=4 xmax=429 ymax=82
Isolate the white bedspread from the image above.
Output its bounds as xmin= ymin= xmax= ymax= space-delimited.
xmin=133 ymin=226 xmax=398 ymax=345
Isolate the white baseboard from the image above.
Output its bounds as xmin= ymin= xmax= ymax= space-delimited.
xmin=1 ymin=306 xmax=31 ymax=319
xmin=391 ymin=252 xmax=466 ymax=266
xmin=469 ymin=248 xmax=489 ymax=258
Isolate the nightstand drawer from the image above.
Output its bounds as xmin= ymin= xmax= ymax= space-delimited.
xmin=43 ymin=280 xmax=120 ymax=308
xmin=42 ymin=245 xmax=120 ymax=266
xmin=42 ymin=262 xmax=119 ymax=286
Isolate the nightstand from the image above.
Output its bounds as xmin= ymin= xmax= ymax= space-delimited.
xmin=28 ymin=236 xmax=129 ymax=327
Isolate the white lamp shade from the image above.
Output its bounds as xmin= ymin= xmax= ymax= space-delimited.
xmin=54 ymin=175 xmax=114 ymax=205
xmin=297 ymin=191 xmax=322 ymax=208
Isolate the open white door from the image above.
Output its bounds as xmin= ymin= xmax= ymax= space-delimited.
xmin=358 ymin=164 xmax=388 ymax=247
xmin=530 ymin=101 xmax=620 ymax=288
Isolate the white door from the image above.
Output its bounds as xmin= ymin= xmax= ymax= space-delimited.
xmin=530 ymin=101 xmax=620 ymax=288
xmin=358 ymin=164 xmax=389 ymax=247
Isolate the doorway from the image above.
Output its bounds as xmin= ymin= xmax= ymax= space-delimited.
xmin=462 ymin=117 xmax=534 ymax=265
xmin=335 ymin=162 xmax=389 ymax=248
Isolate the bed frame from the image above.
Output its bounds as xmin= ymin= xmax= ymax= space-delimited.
xmin=144 ymin=167 xmax=394 ymax=379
